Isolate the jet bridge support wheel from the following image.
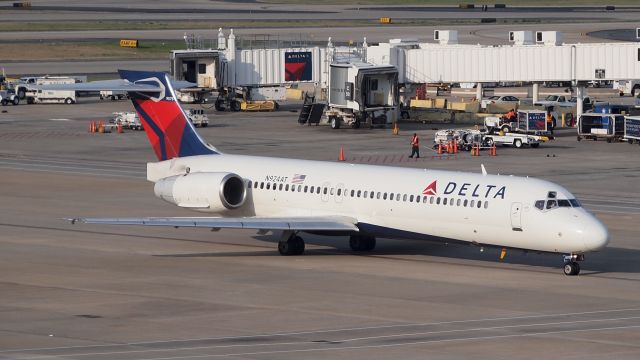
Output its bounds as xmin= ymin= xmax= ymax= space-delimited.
xmin=278 ymin=234 xmax=305 ymax=256
xmin=349 ymin=235 xmax=376 ymax=252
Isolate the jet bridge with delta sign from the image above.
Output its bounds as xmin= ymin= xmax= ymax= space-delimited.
xmin=170 ymin=29 xmax=331 ymax=108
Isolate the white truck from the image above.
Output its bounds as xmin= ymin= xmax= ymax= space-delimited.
xmin=613 ymin=80 xmax=640 ymax=97
xmin=112 ymin=112 xmax=143 ymax=130
xmin=483 ymin=132 xmax=541 ymax=148
xmin=25 ymin=77 xmax=77 ymax=104
xmin=100 ymin=90 xmax=127 ymax=101
xmin=186 ymin=109 xmax=209 ymax=127
xmin=0 ymin=89 xmax=20 ymax=106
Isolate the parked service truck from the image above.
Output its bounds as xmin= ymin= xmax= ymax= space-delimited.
xmin=25 ymin=77 xmax=78 ymax=104
xmin=613 ymin=80 xmax=640 ymax=97
xmin=326 ymin=62 xmax=398 ymax=129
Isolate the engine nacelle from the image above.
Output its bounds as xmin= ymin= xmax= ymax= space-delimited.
xmin=154 ymin=172 xmax=246 ymax=212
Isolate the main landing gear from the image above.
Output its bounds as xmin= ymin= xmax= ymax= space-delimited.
xmin=278 ymin=232 xmax=305 ymax=256
xmin=277 ymin=233 xmax=377 ymax=255
xmin=563 ymin=254 xmax=584 ymax=276
xmin=349 ymin=235 xmax=376 ymax=252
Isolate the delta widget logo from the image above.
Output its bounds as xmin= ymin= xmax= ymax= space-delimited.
xmin=422 ymin=180 xmax=437 ymax=196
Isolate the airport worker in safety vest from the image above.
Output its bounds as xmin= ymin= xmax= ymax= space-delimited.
xmin=409 ymin=133 xmax=420 ymax=159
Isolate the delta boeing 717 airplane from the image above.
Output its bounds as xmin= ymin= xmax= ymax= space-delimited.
xmin=70 ymin=70 xmax=608 ymax=276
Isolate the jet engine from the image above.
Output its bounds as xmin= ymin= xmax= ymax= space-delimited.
xmin=154 ymin=172 xmax=246 ymax=212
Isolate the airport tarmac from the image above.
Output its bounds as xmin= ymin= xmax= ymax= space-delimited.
xmin=1 ymin=100 xmax=640 ymax=359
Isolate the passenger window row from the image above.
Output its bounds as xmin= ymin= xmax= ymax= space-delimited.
xmin=246 ymin=180 xmax=490 ymax=209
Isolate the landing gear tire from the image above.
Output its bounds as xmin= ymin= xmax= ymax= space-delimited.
xmin=563 ymin=261 xmax=580 ymax=276
xmin=349 ymin=235 xmax=376 ymax=252
xmin=278 ymin=235 xmax=305 ymax=256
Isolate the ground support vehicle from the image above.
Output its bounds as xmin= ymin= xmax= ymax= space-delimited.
xmin=433 ymin=129 xmax=476 ymax=151
xmin=25 ymin=77 xmax=78 ymax=104
xmin=484 ymin=132 xmax=541 ymax=148
xmin=624 ymin=116 xmax=640 ymax=145
xmin=0 ymin=90 xmax=20 ymax=105
xmin=186 ymin=109 xmax=210 ymax=127
xmin=100 ymin=90 xmax=128 ymax=101
xmin=613 ymin=80 xmax=640 ymax=97
xmin=112 ymin=112 xmax=143 ymax=130
xmin=484 ymin=116 xmax=516 ymax=134
xmin=577 ymin=113 xmax=625 ymax=142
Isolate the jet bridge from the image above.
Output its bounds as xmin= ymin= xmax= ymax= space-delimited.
xmin=366 ymin=30 xmax=640 ymax=116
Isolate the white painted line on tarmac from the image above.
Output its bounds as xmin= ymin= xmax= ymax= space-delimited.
xmin=49 ymin=118 xmax=72 ymax=121
xmin=3 ymin=307 xmax=640 ymax=354
xmin=0 ymin=161 xmax=143 ymax=174
xmin=9 ymin=315 xmax=640 ymax=359
xmin=0 ymin=157 xmax=142 ymax=169
xmin=0 ymin=165 xmax=142 ymax=179
xmin=109 ymin=325 xmax=640 ymax=360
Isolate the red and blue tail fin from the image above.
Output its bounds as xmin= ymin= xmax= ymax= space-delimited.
xmin=119 ymin=70 xmax=219 ymax=161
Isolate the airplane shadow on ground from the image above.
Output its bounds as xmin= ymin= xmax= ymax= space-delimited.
xmin=155 ymin=234 xmax=640 ymax=277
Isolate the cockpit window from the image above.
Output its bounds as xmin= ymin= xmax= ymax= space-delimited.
xmin=558 ymin=199 xmax=571 ymax=207
xmin=536 ymin=197 xmax=581 ymax=211
xmin=547 ymin=191 xmax=557 ymax=199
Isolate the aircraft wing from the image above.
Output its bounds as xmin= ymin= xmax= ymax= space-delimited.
xmin=69 ymin=216 xmax=360 ymax=232
xmin=30 ymin=79 xmax=197 ymax=92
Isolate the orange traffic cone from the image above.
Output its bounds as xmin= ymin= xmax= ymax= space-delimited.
xmin=117 ymin=123 xmax=124 ymax=133
xmin=339 ymin=145 xmax=345 ymax=161
xmin=438 ymin=143 xmax=443 ymax=154
xmin=490 ymin=144 xmax=497 ymax=156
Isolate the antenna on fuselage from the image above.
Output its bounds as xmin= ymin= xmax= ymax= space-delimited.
xmin=481 ymin=164 xmax=487 ymax=176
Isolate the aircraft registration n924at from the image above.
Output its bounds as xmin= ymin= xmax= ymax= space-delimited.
xmin=69 ymin=70 xmax=609 ymax=276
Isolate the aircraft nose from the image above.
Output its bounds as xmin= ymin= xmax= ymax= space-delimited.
xmin=583 ymin=216 xmax=609 ymax=251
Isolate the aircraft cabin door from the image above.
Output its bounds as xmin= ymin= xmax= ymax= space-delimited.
xmin=510 ymin=202 xmax=522 ymax=231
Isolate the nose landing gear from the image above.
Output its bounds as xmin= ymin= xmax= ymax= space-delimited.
xmin=563 ymin=254 xmax=584 ymax=276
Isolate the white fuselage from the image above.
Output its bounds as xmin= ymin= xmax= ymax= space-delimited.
xmin=148 ymin=154 xmax=609 ymax=255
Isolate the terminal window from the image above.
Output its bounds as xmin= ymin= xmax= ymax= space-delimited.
xmin=198 ymin=64 xmax=206 ymax=74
